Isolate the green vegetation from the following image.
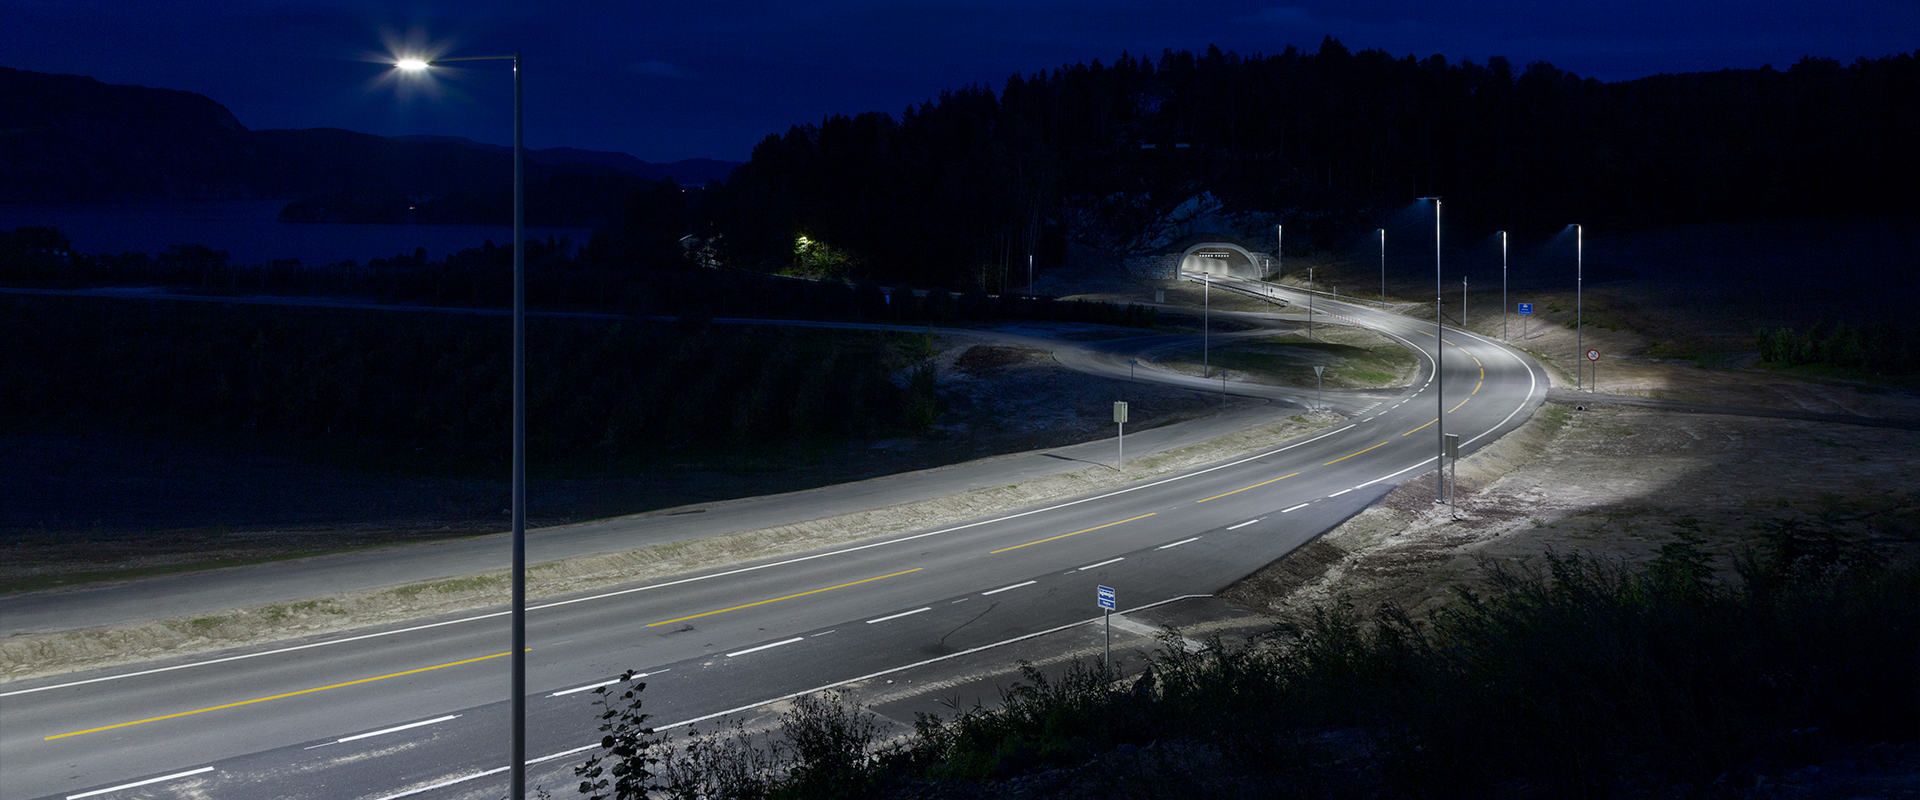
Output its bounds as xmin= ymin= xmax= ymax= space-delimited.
xmin=1206 ymin=335 xmax=1416 ymax=389
xmin=581 ymin=519 xmax=1919 ymax=798
xmin=1756 ymin=321 xmax=1920 ymax=376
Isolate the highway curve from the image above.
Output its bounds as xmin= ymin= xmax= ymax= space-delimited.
xmin=0 ymin=278 xmax=1546 ymax=800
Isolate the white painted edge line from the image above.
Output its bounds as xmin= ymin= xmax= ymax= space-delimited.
xmin=1158 ymin=536 xmax=1202 ymax=548
xmin=982 ymin=580 xmax=1038 ymax=595
xmin=338 ymin=714 xmax=461 ymax=744
xmin=866 ymin=607 xmax=931 ymax=624
xmin=1281 ymin=503 xmax=1310 ymax=513
xmin=1328 ymin=488 xmax=1354 ymax=497
xmin=367 ymin=594 xmax=1215 ymax=800
xmin=1077 ymin=557 xmax=1125 ymax=571
xmin=549 ymin=670 xmax=663 ymax=697
xmin=727 ymin=637 xmax=805 ymax=658
xmin=67 ymin=766 xmax=215 ymax=800
xmin=1226 ymin=519 xmax=1259 ymax=530
xmin=1 ymin=394 xmax=1369 ymax=700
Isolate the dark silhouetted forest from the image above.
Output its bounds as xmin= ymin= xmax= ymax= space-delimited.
xmin=704 ymin=39 xmax=1920 ymax=287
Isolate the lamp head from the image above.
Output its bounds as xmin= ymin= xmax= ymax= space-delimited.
xmin=395 ymin=58 xmax=431 ymax=71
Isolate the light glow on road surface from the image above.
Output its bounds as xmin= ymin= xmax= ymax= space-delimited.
xmin=46 ymin=651 xmax=515 ymax=740
xmin=337 ymin=714 xmax=460 ymax=743
xmin=989 ymin=512 xmax=1155 ymax=554
xmin=1196 ymin=472 xmax=1299 ymax=503
xmin=727 ymin=637 xmax=805 ymax=658
xmin=646 ymin=568 xmax=922 ymax=628
xmin=66 ymin=766 xmax=216 ymax=800
xmin=1323 ymin=441 xmax=1389 ymax=465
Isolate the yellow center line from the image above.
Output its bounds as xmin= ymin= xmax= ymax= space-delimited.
xmin=1417 ymin=330 xmax=1435 ymax=337
xmin=648 ymin=568 xmax=922 ymax=628
xmin=1324 ymin=441 xmax=1389 ymax=465
xmin=1403 ymin=419 xmax=1437 ymax=436
xmin=1479 ymin=368 xmax=1485 ymax=379
xmin=1473 ymin=380 xmax=1482 ymax=394
xmin=46 ymin=651 xmax=516 ymax=740
xmin=1473 ymin=357 xmax=1483 ymax=367
xmin=991 ymin=513 xmax=1156 ymax=554
xmin=1451 ymin=396 xmax=1471 ymax=413
xmin=1197 ymin=473 xmax=1299 ymax=503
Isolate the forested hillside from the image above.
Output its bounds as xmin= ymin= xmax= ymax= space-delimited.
xmin=707 ymin=38 xmax=1920 ymax=286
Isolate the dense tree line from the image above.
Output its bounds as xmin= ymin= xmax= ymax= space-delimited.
xmin=1756 ymin=321 xmax=1920 ymax=375
xmin=0 ymin=225 xmax=1156 ymax=328
xmin=0 ymin=294 xmax=937 ymax=468
xmin=705 ymin=39 xmax=1920 ymax=286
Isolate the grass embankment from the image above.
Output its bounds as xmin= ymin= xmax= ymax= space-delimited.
xmin=1202 ymin=327 xmax=1419 ymax=390
xmin=589 ymin=528 xmax=1920 ymax=799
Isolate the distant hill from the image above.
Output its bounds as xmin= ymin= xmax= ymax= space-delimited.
xmin=0 ymin=67 xmax=739 ymax=218
xmin=393 ymin=135 xmax=737 ymax=185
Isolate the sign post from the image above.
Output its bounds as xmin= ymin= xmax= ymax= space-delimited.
xmin=1113 ymin=401 xmax=1129 ymax=471
xmin=1313 ymin=364 xmax=1326 ymax=412
xmin=1518 ymin=302 xmax=1532 ymax=340
xmin=1097 ymin=585 xmax=1117 ymax=673
xmin=1586 ymin=349 xmax=1601 ymax=392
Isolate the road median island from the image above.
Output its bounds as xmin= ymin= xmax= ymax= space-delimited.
xmin=2 ymin=411 xmax=1346 ymax=683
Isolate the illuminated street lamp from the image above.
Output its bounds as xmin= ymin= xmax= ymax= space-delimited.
xmin=396 ymin=51 xmax=529 ymax=800
xmin=1419 ymin=197 xmax=1443 ymax=504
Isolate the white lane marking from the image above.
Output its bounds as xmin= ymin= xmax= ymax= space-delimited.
xmin=551 ymin=669 xmax=666 ymax=697
xmin=1281 ymin=503 xmax=1310 ymax=513
xmin=338 ymin=714 xmax=461 ymax=744
xmin=7 ymin=409 xmax=1362 ymax=701
xmin=982 ymin=580 xmax=1037 ymax=595
xmin=1157 ymin=537 xmax=1201 ymax=549
xmin=813 ymin=630 xmax=836 ymax=637
xmin=1077 ymin=557 xmax=1125 ymax=571
xmin=866 ymin=607 xmax=931 ymax=624
xmin=67 ymin=767 xmax=216 ymax=799
xmin=1328 ymin=488 xmax=1354 ymax=497
xmin=1226 ymin=519 xmax=1260 ymax=530
xmin=726 ymin=637 xmax=805 ymax=658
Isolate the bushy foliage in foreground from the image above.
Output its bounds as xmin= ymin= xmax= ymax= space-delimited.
xmin=584 ymin=522 xmax=1919 ymax=798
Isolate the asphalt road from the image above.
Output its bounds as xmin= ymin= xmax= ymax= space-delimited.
xmin=0 ymin=277 xmax=1546 ymax=799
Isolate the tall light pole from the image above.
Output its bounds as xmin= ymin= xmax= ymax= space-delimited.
xmin=1308 ymin=264 xmax=1315 ymax=340
xmin=1573 ymin=223 xmax=1584 ymax=390
xmin=1500 ymin=230 xmax=1508 ymax=342
xmin=1275 ymin=223 xmax=1283 ymax=281
xmin=1419 ymin=197 xmax=1443 ymax=504
xmin=1203 ymin=271 xmax=1210 ymax=377
xmin=1378 ymin=228 xmax=1386 ymax=301
xmin=397 ymin=53 xmax=528 ymax=800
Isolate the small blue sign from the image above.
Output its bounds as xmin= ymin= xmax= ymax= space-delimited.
xmin=1097 ymin=585 xmax=1116 ymax=610
xmin=1518 ymin=303 xmax=1533 ymax=315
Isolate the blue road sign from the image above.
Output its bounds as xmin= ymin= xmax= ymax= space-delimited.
xmin=1518 ymin=303 xmax=1533 ymax=315
xmin=1097 ymin=585 xmax=1116 ymax=610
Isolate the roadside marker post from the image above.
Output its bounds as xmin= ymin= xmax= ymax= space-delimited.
xmin=1113 ymin=401 xmax=1129 ymax=471
xmin=1097 ymin=585 xmax=1117 ymax=672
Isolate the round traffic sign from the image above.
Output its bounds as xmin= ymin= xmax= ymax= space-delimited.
xmin=1586 ymin=349 xmax=1601 ymax=361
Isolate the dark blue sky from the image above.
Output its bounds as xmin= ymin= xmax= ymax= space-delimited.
xmin=4 ymin=0 xmax=1913 ymax=163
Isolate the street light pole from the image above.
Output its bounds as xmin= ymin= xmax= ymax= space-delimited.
xmin=1378 ymin=228 xmax=1386 ymax=301
xmin=396 ymin=52 xmax=527 ymax=800
xmin=1574 ymin=223 xmax=1584 ymax=390
xmin=1420 ymin=197 xmax=1443 ymax=504
xmin=1203 ymin=272 xmax=1210 ymax=378
xmin=1500 ymin=230 xmax=1508 ymax=342
xmin=1308 ymin=265 xmax=1315 ymax=340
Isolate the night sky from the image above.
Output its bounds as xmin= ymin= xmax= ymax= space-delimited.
xmin=4 ymin=0 xmax=1914 ymax=164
